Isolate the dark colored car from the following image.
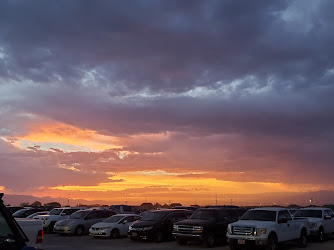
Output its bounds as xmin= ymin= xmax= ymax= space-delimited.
xmin=173 ymin=207 xmax=247 ymax=247
xmin=13 ymin=208 xmax=48 ymax=218
xmin=0 ymin=193 xmax=37 ymax=250
xmin=128 ymin=209 xmax=192 ymax=242
xmin=5 ymin=206 xmax=24 ymax=215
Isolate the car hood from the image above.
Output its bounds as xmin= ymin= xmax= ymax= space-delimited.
xmin=131 ymin=220 xmax=158 ymax=228
xmin=230 ymin=220 xmax=275 ymax=227
xmin=91 ymin=222 xmax=116 ymax=228
xmin=175 ymin=219 xmax=215 ymax=226
xmin=56 ymin=219 xmax=80 ymax=226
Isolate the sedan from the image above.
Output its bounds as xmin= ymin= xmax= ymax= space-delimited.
xmin=89 ymin=214 xmax=141 ymax=238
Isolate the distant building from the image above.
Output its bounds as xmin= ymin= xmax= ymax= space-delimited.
xmin=170 ymin=203 xmax=182 ymax=208
xmin=139 ymin=203 xmax=154 ymax=211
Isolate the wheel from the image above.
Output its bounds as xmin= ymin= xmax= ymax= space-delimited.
xmin=297 ymin=230 xmax=307 ymax=248
xmin=154 ymin=231 xmax=164 ymax=243
xmin=318 ymin=227 xmax=325 ymax=242
xmin=266 ymin=234 xmax=278 ymax=250
xmin=177 ymin=238 xmax=187 ymax=245
xmin=204 ymin=233 xmax=215 ymax=248
xmin=75 ymin=226 xmax=85 ymax=236
xmin=111 ymin=229 xmax=120 ymax=239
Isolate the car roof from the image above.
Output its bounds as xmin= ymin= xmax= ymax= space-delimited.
xmin=299 ymin=207 xmax=330 ymax=211
xmin=114 ymin=213 xmax=141 ymax=217
xmin=250 ymin=207 xmax=286 ymax=212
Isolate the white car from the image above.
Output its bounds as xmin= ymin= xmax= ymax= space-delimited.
xmin=89 ymin=214 xmax=141 ymax=238
xmin=294 ymin=207 xmax=334 ymax=241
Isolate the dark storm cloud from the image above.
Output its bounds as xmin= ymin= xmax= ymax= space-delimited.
xmin=1 ymin=0 xmax=334 ymax=192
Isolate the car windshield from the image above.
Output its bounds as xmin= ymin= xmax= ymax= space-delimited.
xmin=49 ymin=209 xmax=62 ymax=215
xmin=70 ymin=210 xmax=90 ymax=219
xmin=294 ymin=210 xmax=322 ymax=218
xmin=141 ymin=211 xmax=166 ymax=221
xmin=190 ymin=210 xmax=215 ymax=220
xmin=12 ymin=209 xmax=29 ymax=216
xmin=103 ymin=215 xmax=124 ymax=223
xmin=241 ymin=210 xmax=276 ymax=221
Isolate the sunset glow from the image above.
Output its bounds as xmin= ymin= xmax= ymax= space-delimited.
xmin=1 ymin=0 xmax=334 ymax=207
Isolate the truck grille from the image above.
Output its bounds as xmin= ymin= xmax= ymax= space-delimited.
xmin=175 ymin=225 xmax=196 ymax=232
xmin=233 ymin=226 xmax=254 ymax=235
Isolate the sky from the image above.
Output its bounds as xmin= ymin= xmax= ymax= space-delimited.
xmin=1 ymin=0 xmax=334 ymax=206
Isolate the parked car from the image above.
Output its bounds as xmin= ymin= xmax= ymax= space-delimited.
xmin=128 ymin=209 xmax=192 ymax=242
xmin=294 ymin=207 xmax=334 ymax=241
xmin=226 ymin=207 xmax=310 ymax=249
xmin=35 ymin=207 xmax=83 ymax=233
xmin=0 ymin=193 xmax=38 ymax=250
xmin=53 ymin=209 xmax=116 ymax=235
xmin=109 ymin=205 xmax=140 ymax=214
xmin=27 ymin=211 xmax=49 ymax=219
xmin=13 ymin=208 xmax=48 ymax=218
xmin=89 ymin=214 xmax=141 ymax=238
xmin=173 ymin=207 xmax=246 ymax=247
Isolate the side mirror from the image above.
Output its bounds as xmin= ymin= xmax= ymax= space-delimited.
xmin=123 ymin=220 xmax=128 ymax=224
xmin=324 ymin=215 xmax=331 ymax=220
xmin=278 ymin=218 xmax=288 ymax=224
xmin=61 ymin=213 xmax=66 ymax=216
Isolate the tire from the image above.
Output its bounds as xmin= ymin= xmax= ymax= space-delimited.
xmin=204 ymin=233 xmax=215 ymax=248
xmin=154 ymin=231 xmax=164 ymax=243
xmin=177 ymin=238 xmax=187 ymax=245
xmin=318 ymin=227 xmax=325 ymax=242
xmin=266 ymin=234 xmax=278 ymax=250
xmin=75 ymin=226 xmax=85 ymax=236
xmin=297 ymin=230 xmax=307 ymax=248
xmin=111 ymin=229 xmax=120 ymax=239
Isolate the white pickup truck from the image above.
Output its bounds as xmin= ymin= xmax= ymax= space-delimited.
xmin=16 ymin=218 xmax=44 ymax=249
xmin=226 ymin=207 xmax=310 ymax=249
xmin=35 ymin=207 xmax=81 ymax=232
xmin=294 ymin=207 xmax=334 ymax=242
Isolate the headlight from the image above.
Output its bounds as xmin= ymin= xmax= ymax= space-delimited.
xmin=193 ymin=226 xmax=203 ymax=231
xmin=100 ymin=227 xmax=111 ymax=230
xmin=173 ymin=225 xmax=178 ymax=230
xmin=310 ymin=222 xmax=317 ymax=228
xmin=143 ymin=226 xmax=153 ymax=231
xmin=129 ymin=226 xmax=133 ymax=231
xmin=227 ymin=225 xmax=232 ymax=234
xmin=255 ymin=228 xmax=267 ymax=236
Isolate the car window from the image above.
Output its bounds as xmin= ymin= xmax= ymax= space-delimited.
xmin=102 ymin=210 xmax=115 ymax=218
xmin=63 ymin=209 xmax=79 ymax=215
xmin=326 ymin=210 xmax=333 ymax=216
xmin=285 ymin=210 xmax=292 ymax=220
xmin=123 ymin=206 xmax=131 ymax=213
xmin=86 ymin=211 xmax=99 ymax=219
xmin=165 ymin=213 xmax=178 ymax=222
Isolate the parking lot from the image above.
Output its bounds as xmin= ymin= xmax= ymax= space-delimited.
xmin=42 ymin=233 xmax=334 ymax=250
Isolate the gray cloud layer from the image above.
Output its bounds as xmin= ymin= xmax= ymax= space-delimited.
xmin=0 ymin=0 xmax=334 ymax=191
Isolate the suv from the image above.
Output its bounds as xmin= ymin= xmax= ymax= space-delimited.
xmin=128 ymin=209 xmax=192 ymax=242
xmin=35 ymin=207 xmax=82 ymax=233
xmin=0 ymin=193 xmax=37 ymax=250
xmin=53 ymin=209 xmax=116 ymax=235
xmin=173 ymin=207 xmax=246 ymax=247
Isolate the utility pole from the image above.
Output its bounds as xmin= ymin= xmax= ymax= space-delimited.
xmin=215 ymin=194 xmax=217 ymax=206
